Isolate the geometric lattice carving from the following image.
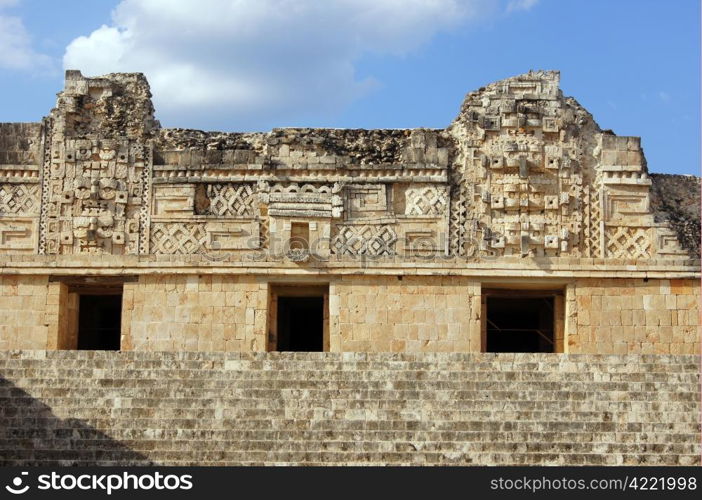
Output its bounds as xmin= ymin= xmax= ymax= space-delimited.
xmin=605 ymin=226 xmax=652 ymax=259
xmin=150 ymin=222 xmax=206 ymax=254
xmin=331 ymin=225 xmax=397 ymax=256
xmin=405 ymin=185 xmax=447 ymax=216
xmin=138 ymin=145 xmax=153 ymax=255
xmin=37 ymin=116 xmax=55 ymax=255
xmin=206 ymin=183 xmax=255 ymax=217
xmin=583 ymin=186 xmax=603 ymax=258
xmin=0 ymin=184 xmax=40 ymax=216
xmin=259 ymin=214 xmax=269 ymax=250
xmin=448 ymin=168 xmax=468 ymax=256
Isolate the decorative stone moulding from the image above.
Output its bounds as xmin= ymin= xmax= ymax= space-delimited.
xmin=286 ymin=248 xmax=311 ymax=263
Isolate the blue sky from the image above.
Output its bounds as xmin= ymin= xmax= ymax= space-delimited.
xmin=0 ymin=0 xmax=698 ymax=175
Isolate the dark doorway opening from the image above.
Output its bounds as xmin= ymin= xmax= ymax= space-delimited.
xmin=77 ymin=294 xmax=122 ymax=350
xmin=486 ymin=296 xmax=554 ymax=353
xmin=276 ymin=296 xmax=324 ymax=351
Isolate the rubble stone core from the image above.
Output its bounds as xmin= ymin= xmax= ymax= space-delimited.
xmin=0 ymin=69 xmax=699 ymax=355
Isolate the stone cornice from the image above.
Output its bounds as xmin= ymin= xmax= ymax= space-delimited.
xmin=1 ymin=254 xmax=698 ymax=279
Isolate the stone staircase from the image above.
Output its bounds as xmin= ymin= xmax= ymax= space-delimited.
xmin=0 ymin=351 xmax=699 ymax=465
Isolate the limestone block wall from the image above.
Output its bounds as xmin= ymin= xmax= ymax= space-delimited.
xmin=0 ymin=351 xmax=698 ymax=466
xmin=1 ymin=273 xmax=699 ymax=354
xmin=124 ymin=275 xmax=481 ymax=353
xmin=568 ymin=278 xmax=700 ymax=354
xmin=123 ymin=275 xmax=267 ymax=351
xmin=331 ymin=276 xmax=480 ymax=352
xmin=0 ymin=275 xmax=55 ymax=350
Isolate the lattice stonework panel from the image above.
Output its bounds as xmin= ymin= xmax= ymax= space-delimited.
xmin=0 ymin=184 xmax=40 ymax=216
xmin=150 ymin=222 xmax=207 ymax=254
xmin=448 ymin=168 xmax=468 ymax=257
xmin=583 ymin=186 xmax=603 ymax=258
xmin=605 ymin=226 xmax=652 ymax=259
xmin=331 ymin=225 xmax=397 ymax=256
xmin=405 ymin=185 xmax=448 ymax=216
xmin=206 ymin=183 xmax=255 ymax=217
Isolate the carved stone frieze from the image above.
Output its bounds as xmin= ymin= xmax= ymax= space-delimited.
xmin=0 ymin=70 xmax=695 ymax=260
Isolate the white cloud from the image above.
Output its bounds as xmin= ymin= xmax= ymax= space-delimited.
xmin=64 ymin=0 xmax=500 ymax=130
xmin=506 ymin=0 xmax=538 ymax=13
xmin=0 ymin=1 xmax=52 ymax=71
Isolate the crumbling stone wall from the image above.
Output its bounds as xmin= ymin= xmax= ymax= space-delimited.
xmin=650 ymin=174 xmax=700 ymax=256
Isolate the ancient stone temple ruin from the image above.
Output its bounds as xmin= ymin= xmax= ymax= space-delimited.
xmin=0 ymin=70 xmax=699 ymax=466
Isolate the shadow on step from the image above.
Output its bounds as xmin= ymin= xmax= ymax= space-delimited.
xmin=0 ymin=377 xmax=152 ymax=466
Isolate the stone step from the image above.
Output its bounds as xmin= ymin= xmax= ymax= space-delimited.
xmin=8 ymin=401 xmax=696 ymax=413
xmin=1 ymin=352 xmax=698 ymax=370
xmin=38 ymin=422 xmax=699 ymax=434
xmin=2 ymin=402 xmax=696 ymax=416
xmin=0 ymin=438 xmax=690 ymax=451
xmin=1 ymin=433 xmax=698 ymax=448
xmin=3 ymin=407 xmax=698 ymax=422
xmin=3 ymin=379 xmax=699 ymax=392
xmin=0 ymin=441 xmax=696 ymax=456
xmin=1 ymin=358 xmax=697 ymax=370
xmin=3 ymin=360 xmax=696 ymax=370
xmin=2 ymin=427 xmax=698 ymax=440
xmin=0 ymin=351 xmax=699 ymax=466
xmin=3 ymin=372 xmax=698 ymax=384
xmin=1 ymin=419 xmax=698 ymax=436
xmin=1 ymin=450 xmax=699 ymax=467
xmin=2 ymin=374 xmax=697 ymax=385
xmin=5 ymin=387 xmax=698 ymax=399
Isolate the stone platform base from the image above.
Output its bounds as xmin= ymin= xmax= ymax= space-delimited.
xmin=0 ymin=351 xmax=699 ymax=465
